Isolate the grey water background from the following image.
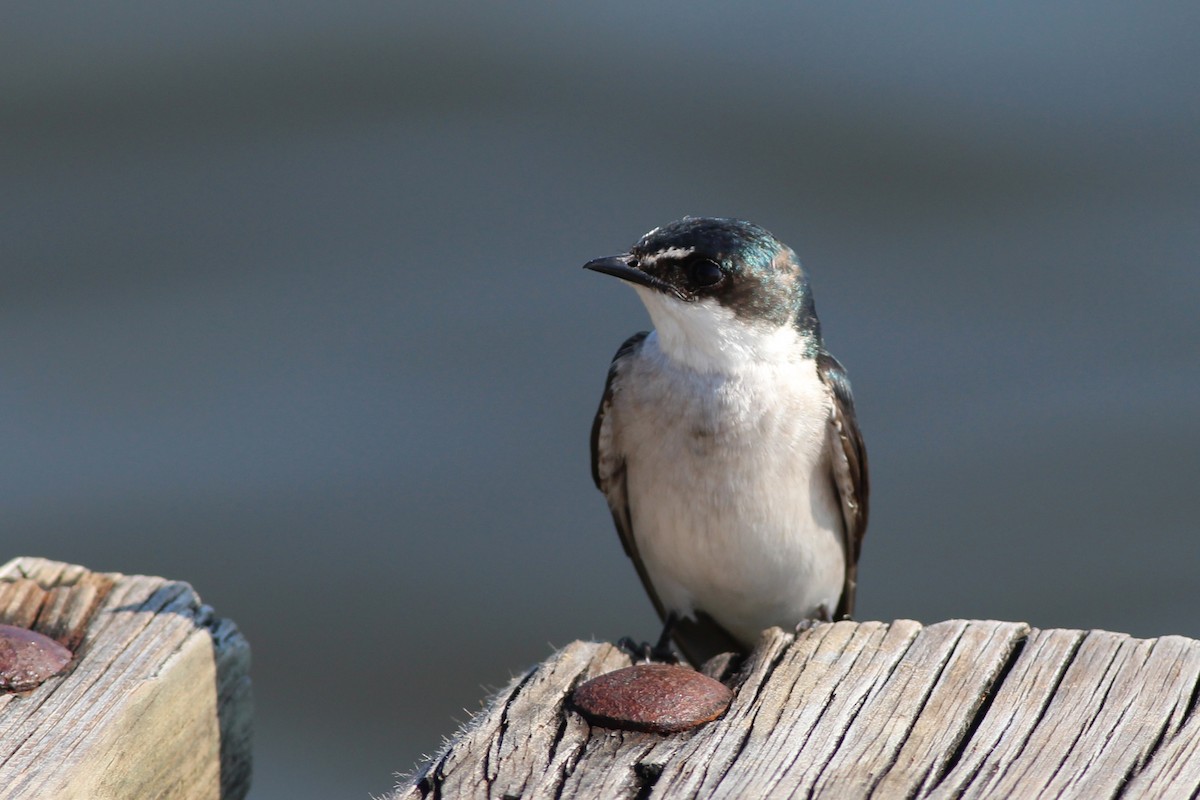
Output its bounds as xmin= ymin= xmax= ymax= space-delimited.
xmin=4 ymin=4 xmax=1198 ymax=797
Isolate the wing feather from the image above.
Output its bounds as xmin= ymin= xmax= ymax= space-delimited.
xmin=816 ymin=351 xmax=870 ymax=620
xmin=591 ymin=332 xmax=654 ymax=579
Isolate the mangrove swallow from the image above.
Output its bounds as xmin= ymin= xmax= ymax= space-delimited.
xmin=586 ymin=217 xmax=869 ymax=665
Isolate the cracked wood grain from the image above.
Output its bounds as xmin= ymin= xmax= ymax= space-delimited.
xmin=398 ymin=620 xmax=1200 ymax=800
xmin=0 ymin=557 xmax=251 ymax=800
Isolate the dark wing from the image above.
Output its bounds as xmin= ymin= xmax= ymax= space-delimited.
xmin=816 ymin=351 xmax=870 ymax=620
xmin=591 ymin=332 xmax=743 ymax=665
xmin=590 ymin=332 xmax=650 ymax=560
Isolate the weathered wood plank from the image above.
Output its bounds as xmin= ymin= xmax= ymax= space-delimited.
xmin=926 ymin=627 xmax=1085 ymax=799
xmin=810 ymin=620 xmax=975 ymax=798
xmin=399 ymin=619 xmax=1200 ymax=799
xmin=0 ymin=557 xmax=252 ymax=800
xmin=1122 ymin=637 xmax=1200 ymax=797
xmin=876 ymin=620 xmax=1030 ymax=798
xmin=692 ymin=620 xmax=922 ymax=798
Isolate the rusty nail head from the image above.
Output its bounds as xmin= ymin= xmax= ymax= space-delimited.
xmin=0 ymin=623 xmax=73 ymax=692
xmin=570 ymin=663 xmax=733 ymax=734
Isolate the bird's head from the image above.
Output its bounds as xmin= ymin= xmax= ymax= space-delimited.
xmin=585 ymin=217 xmax=821 ymax=371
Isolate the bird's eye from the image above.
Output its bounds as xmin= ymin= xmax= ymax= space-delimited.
xmin=687 ymin=258 xmax=724 ymax=288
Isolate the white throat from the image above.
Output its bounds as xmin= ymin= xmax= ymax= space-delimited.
xmin=633 ymin=287 xmax=805 ymax=374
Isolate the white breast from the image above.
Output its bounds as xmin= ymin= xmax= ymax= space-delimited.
xmin=612 ymin=299 xmax=847 ymax=646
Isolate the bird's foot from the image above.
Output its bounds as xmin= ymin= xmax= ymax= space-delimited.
xmin=794 ymin=604 xmax=835 ymax=634
xmin=616 ymin=636 xmax=679 ymax=664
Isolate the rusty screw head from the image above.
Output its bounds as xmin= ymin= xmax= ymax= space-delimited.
xmin=570 ymin=663 xmax=733 ymax=734
xmin=0 ymin=623 xmax=73 ymax=692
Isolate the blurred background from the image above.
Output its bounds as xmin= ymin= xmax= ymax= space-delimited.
xmin=3 ymin=3 xmax=1198 ymax=797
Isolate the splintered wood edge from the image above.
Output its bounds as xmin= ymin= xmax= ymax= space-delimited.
xmin=0 ymin=556 xmax=252 ymax=800
xmin=398 ymin=621 xmax=1200 ymax=800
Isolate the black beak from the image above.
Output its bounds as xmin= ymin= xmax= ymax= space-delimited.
xmin=583 ymin=255 xmax=679 ymax=296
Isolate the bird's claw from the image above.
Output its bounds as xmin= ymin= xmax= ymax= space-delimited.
xmin=616 ymin=636 xmax=679 ymax=664
xmin=794 ymin=604 xmax=835 ymax=634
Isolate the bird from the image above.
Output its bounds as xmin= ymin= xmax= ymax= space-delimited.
xmin=585 ymin=216 xmax=868 ymax=666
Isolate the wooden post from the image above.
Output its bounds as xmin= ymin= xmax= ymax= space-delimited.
xmin=0 ymin=557 xmax=251 ymax=800
xmin=396 ymin=620 xmax=1200 ymax=799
